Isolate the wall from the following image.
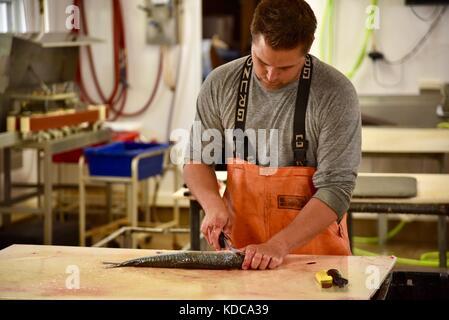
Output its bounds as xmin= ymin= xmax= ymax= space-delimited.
xmin=11 ymin=0 xmax=201 ymax=207
xmin=309 ymin=0 xmax=449 ymax=94
xmin=9 ymin=0 xmax=449 ymax=207
xmin=71 ymin=0 xmax=449 ymax=142
xmin=308 ymin=0 xmax=449 ymax=175
xmin=76 ymin=0 xmax=201 ymax=205
xmin=69 ymin=0 xmax=201 ymax=140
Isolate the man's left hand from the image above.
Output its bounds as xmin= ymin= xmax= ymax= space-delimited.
xmin=241 ymin=240 xmax=289 ymax=270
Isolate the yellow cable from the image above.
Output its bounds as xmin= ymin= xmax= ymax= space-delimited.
xmin=353 ymin=220 xmax=408 ymax=244
xmin=319 ymin=0 xmax=332 ymax=63
xmin=437 ymin=122 xmax=449 ymax=129
xmin=345 ymin=0 xmax=378 ymax=79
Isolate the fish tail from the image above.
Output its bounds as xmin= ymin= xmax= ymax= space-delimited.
xmin=102 ymin=258 xmax=142 ymax=267
xmin=102 ymin=261 xmax=122 ymax=268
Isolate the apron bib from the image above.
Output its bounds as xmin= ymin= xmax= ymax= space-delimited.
xmin=222 ymin=55 xmax=351 ymax=256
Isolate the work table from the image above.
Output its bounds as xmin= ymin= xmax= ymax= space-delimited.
xmin=0 ymin=244 xmax=395 ymax=300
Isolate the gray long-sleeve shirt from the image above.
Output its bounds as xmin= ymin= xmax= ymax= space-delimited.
xmin=185 ymin=55 xmax=361 ymax=219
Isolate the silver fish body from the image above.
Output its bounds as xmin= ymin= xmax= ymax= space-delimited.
xmin=103 ymin=251 xmax=245 ymax=270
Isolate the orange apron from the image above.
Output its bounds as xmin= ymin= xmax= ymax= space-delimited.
xmin=221 ymin=54 xmax=351 ymax=256
xmin=223 ymin=161 xmax=351 ymax=255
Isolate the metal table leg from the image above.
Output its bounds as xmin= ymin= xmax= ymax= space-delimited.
xmin=142 ymin=179 xmax=150 ymax=222
xmin=37 ymin=150 xmax=42 ymax=209
xmin=126 ymin=178 xmax=139 ymax=248
xmin=125 ymin=184 xmax=132 ymax=247
xmin=438 ymin=215 xmax=448 ymax=269
xmin=131 ymin=178 xmax=139 ymax=248
xmin=105 ymin=182 xmax=112 ymax=223
xmin=173 ymin=166 xmax=180 ymax=226
xmin=79 ymin=156 xmax=86 ymax=246
xmin=57 ymin=164 xmax=63 ymax=220
xmin=172 ymin=167 xmax=181 ymax=248
xmin=43 ymin=145 xmax=53 ymax=245
xmin=124 ymin=228 xmax=132 ymax=248
xmin=378 ymin=214 xmax=388 ymax=250
xmin=438 ymin=155 xmax=448 ymax=269
xmin=2 ymin=148 xmax=12 ymax=226
xmin=189 ymin=200 xmax=201 ymax=250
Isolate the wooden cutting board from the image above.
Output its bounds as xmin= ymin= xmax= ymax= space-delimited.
xmin=0 ymin=244 xmax=396 ymax=300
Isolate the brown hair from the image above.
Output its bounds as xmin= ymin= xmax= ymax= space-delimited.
xmin=251 ymin=0 xmax=317 ymax=52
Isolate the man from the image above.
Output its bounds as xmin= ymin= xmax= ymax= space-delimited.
xmin=183 ymin=0 xmax=361 ymax=270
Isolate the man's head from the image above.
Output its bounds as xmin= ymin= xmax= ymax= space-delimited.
xmin=250 ymin=0 xmax=317 ymax=90
xmin=251 ymin=0 xmax=317 ymax=52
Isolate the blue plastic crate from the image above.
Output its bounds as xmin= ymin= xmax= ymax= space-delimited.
xmin=84 ymin=142 xmax=169 ymax=180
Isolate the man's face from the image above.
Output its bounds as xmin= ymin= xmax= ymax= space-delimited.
xmin=251 ymin=35 xmax=306 ymax=91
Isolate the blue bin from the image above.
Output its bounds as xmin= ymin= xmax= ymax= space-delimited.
xmin=84 ymin=142 xmax=169 ymax=180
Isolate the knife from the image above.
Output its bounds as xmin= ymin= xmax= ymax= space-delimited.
xmin=219 ymin=232 xmax=240 ymax=253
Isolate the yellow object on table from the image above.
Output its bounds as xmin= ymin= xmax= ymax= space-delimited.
xmin=315 ymin=270 xmax=333 ymax=288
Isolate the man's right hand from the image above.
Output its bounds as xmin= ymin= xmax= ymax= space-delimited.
xmin=183 ymin=163 xmax=232 ymax=251
xmin=200 ymin=209 xmax=232 ymax=251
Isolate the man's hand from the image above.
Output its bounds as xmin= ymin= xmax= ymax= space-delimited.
xmin=200 ymin=209 xmax=232 ymax=251
xmin=241 ymin=239 xmax=289 ymax=270
xmin=184 ymin=163 xmax=232 ymax=251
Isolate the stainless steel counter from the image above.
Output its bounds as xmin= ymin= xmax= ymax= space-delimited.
xmin=0 ymin=128 xmax=112 ymax=244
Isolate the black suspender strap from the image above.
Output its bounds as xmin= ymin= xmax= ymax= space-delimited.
xmin=235 ymin=56 xmax=253 ymax=131
xmin=292 ymin=54 xmax=313 ymax=166
xmin=233 ymin=56 xmax=253 ymax=161
xmin=216 ymin=55 xmax=253 ymax=171
xmin=226 ymin=54 xmax=313 ymax=168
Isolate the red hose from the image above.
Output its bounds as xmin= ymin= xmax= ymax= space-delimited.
xmin=119 ymin=48 xmax=163 ymax=117
xmin=108 ymin=84 xmax=128 ymax=121
xmin=75 ymin=0 xmax=121 ymax=106
xmin=82 ymin=0 xmax=121 ymax=104
xmin=104 ymin=0 xmax=128 ymax=119
xmin=75 ymin=0 xmax=162 ymax=120
xmin=106 ymin=0 xmax=163 ymax=118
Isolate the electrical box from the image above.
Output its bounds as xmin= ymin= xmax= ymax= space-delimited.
xmin=142 ymin=0 xmax=182 ymax=45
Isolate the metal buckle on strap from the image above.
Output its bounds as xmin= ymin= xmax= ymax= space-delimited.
xmin=294 ymin=148 xmax=308 ymax=166
xmin=295 ymin=134 xmax=305 ymax=148
xmin=295 ymin=159 xmax=307 ymax=166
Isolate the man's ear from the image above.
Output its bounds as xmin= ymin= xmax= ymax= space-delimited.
xmin=252 ymin=33 xmax=262 ymax=46
xmin=306 ymin=36 xmax=315 ymax=54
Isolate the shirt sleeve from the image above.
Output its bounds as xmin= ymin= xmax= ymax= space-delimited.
xmin=312 ymin=81 xmax=361 ymax=221
xmin=183 ymin=72 xmax=226 ymax=166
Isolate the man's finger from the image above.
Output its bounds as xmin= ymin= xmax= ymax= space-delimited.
xmin=258 ymin=255 xmax=271 ymax=270
xmin=242 ymin=247 xmax=255 ymax=270
xmin=200 ymin=222 xmax=211 ymax=245
xmin=207 ymin=228 xmax=213 ymax=246
xmin=251 ymin=252 xmax=263 ymax=270
xmin=223 ymin=223 xmax=232 ymax=235
xmin=268 ymin=257 xmax=283 ymax=269
xmin=210 ymin=227 xmax=222 ymax=251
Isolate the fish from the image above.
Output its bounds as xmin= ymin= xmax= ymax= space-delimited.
xmin=103 ymin=251 xmax=245 ymax=270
